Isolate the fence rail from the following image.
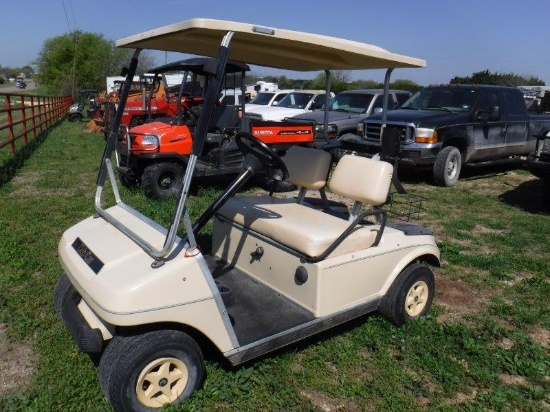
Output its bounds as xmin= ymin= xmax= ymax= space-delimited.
xmin=0 ymin=92 xmax=72 ymax=158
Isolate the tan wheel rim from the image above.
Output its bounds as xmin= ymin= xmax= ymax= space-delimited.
xmin=136 ymin=357 xmax=188 ymax=408
xmin=405 ymin=280 xmax=429 ymax=317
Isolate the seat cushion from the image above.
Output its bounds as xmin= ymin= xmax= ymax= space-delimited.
xmin=218 ymin=196 xmax=378 ymax=258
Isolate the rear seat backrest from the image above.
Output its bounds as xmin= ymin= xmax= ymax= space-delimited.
xmin=329 ymin=155 xmax=393 ymax=206
xmin=283 ymin=146 xmax=331 ymax=189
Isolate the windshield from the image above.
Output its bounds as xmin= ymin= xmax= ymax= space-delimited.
xmin=277 ymin=92 xmax=315 ymax=109
xmin=402 ymin=87 xmax=479 ymax=112
xmin=248 ymin=92 xmax=275 ymax=105
xmin=329 ymin=93 xmax=374 ymax=114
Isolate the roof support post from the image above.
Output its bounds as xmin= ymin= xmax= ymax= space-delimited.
xmin=323 ymin=69 xmax=332 ymax=142
xmin=379 ymin=67 xmax=394 ymax=140
xmin=96 ymin=48 xmax=142 ymax=189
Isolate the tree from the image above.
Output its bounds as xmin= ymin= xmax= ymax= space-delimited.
xmin=35 ymin=31 xmax=156 ymax=97
xmin=450 ymin=69 xmax=545 ymax=87
xmin=390 ymin=79 xmax=422 ymax=93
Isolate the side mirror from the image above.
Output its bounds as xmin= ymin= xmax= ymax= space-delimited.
xmin=373 ymin=107 xmax=384 ymax=114
xmin=310 ymin=102 xmax=322 ymax=110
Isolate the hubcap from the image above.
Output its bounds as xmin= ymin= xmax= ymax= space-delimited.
xmin=136 ymin=357 xmax=188 ymax=408
xmin=159 ymin=174 xmax=174 ymax=190
xmin=405 ymin=280 xmax=429 ymax=317
xmin=447 ymin=156 xmax=458 ymax=179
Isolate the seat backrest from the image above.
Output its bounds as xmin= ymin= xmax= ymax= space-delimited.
xmin=329 ymin=155 xmax=393 ymax=206
xmin=283 ymin=146 xmax=332 ymax=190
xmin=208 ymin=106 xmax=238 ymax=132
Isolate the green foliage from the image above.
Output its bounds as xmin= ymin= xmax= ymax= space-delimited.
xmin=34 ymin=31 xmax=131 ymax=97
xmin=450 ymin=69 xmax=545 ymax=87
xmin=245 ymin=73 xmax=422 ymax=94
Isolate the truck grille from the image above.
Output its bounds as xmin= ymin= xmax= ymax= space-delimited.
xmin=364 ymin=122 xmax=413 ymax=143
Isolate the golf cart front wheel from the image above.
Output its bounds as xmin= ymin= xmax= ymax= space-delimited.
xmin=98 ymin=329 xmax=204 ymax=412
xmin=379 ymin=263 xmax=435 ymax=326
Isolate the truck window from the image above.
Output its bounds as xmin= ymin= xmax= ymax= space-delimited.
xmin=477 ymin=91 xmax=500 ymax=112
xmin=403 ymin=87 xmax=478 ymax=112
xmin=329 ymin=93 xmax=373 ymax=114
xmin=395 ymin=93 xmax=411 ymax=108
xmin=372 ymin=95 xmax=395 ymax=111
xmin=312 ymin=94 xmax=327 ymax=108
xmin=502 ymin=90 xmax=528 ymax=121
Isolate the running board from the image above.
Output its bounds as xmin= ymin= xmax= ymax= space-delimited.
xmin=225 ymin=298 xmax=381 ymax=365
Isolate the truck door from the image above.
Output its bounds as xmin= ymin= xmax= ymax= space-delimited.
xmin=471 ymin=90 xmax=508 ymax=161
xmin=502 ymin=89 xmax=531 ymax=156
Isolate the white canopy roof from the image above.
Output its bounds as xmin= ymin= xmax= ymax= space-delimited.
xmin=116 ymin=18 xmax=426 ymax=72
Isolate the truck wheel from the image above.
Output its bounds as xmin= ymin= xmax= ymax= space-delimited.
xmin=142 ymin=163 xmax=184 ymax=199
xmin=68 ymin=113 xmax=82 ymax=122
xmin=433 ymin=146 xmax=461 ymax=187
xmin=98 ymin=329 xmax=205 ymax=412
xmin=379 ymin=263 xmax=435 ymax=326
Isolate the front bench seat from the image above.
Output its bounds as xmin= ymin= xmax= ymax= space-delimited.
xmin=218 ymin=155 xmax=394 ymax=260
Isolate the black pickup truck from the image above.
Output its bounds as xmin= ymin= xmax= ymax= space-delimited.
xmin=341 ymin=85 xmax=550 ymax=186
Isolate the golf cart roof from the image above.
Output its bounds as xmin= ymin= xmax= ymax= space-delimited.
xmin=150 ymin=57 xmax=250 ymax=74
xmin=116 ymin=18 xmax=426 ymax=71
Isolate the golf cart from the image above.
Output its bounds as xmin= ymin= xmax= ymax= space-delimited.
xmin=55 ymin=19 xmax=438 ymax=411
xmin=67 ymin=88 xmax=100 ymax=122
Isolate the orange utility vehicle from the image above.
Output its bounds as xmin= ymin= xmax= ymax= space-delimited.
xmin=103 ymin=70 xmax=183 ymax=133
xmin=116 ymin=58 xmax=314 ymax=198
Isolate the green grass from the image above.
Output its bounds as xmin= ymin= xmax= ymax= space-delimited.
xmin=0 ymin=121 xmax=549 ymax=411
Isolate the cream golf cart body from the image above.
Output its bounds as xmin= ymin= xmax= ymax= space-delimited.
xmin=55 ymin=18 xmax=438 ymax=411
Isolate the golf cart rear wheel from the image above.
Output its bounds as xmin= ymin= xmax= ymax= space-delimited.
xmin=98 ymin=329 xmax=204 ymax=412
xmin=379 ymin=263 xmax=435 ymax=326
xmin=142 ymin=162 xmax=184 ymax=199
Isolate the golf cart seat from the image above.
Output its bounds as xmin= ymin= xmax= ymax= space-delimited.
xmin=218 ymin=155 xmax=393 ymax=259
xmin=284 ymin=146 xmax=332 ymax=203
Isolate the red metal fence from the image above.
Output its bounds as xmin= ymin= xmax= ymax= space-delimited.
xmin=0 ymin=92 xmax=72 ymax=158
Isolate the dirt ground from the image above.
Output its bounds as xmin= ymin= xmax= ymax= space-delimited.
xmin=0 ymin=323 xmax=36 ymax=398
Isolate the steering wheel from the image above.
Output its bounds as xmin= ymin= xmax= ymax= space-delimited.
xmin=235 ymin=131 xmax=288 ymax=180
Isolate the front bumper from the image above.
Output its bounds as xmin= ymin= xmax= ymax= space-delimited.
xmin=54 ymin=276 xmax=104 ymax=353
xmin=340 ymin=135 xmax=440 ymax=166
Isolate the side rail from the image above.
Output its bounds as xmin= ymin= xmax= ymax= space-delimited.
xmin=0 ymin=92 xmax=72 ymax=157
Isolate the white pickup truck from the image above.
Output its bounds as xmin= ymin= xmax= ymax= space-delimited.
xmin=247 ymin=89 xmax=334 ymax=121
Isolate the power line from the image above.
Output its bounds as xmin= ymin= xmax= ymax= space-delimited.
xmin=61 ymin=0 xmax=72 ymax=32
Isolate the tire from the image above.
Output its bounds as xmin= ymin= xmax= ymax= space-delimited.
xmin=98 ymin=329 xmax=205 ymax=412
xmin=379 ymin=263 xmax=435 ymax=326
xmin=433 ymin=146 xmax=461 ymax=187
xmin=53 ymin=274 xmax=78 ymax=323
xmin=68 ymin=113 xmax=82 ymax=122
xmin=141 ymin=162 xmax=184 ymax=199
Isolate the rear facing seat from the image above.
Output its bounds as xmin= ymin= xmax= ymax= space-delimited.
xmin=218 ymin=153 xmax=394 ymax=259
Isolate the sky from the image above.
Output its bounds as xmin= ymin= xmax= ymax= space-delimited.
xmin=2 ymin=0 xmax=550 ymax=86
